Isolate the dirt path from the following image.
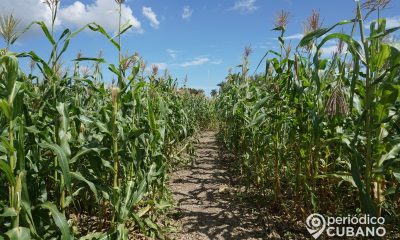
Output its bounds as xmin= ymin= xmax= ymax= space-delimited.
xmin=169 ymin=131 xmax=265 ymax=240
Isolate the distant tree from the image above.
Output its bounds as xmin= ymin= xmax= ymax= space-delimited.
xmin=187 ymin=88 xmax=204 ymax=95
xmin=210 ymin=89 xmax=218 ymax=97
xmin=179 ymin=87 xmax=205 ymax=96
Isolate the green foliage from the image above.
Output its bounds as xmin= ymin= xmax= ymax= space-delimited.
xmin=216 ymin=3 xmax=400 ymax=219
xmin=0 ymin=13 xmax=213 ymax=240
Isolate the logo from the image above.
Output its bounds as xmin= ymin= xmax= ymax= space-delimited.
xmin=305 ymin=213 xmax=386 ymax=239
xmin=306 ymin=213 xmax=326 ymax=239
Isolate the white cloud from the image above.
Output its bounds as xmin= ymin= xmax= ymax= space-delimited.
xmin=255 ymin=43 xmax=273 ymax=49
xmin=0 ymin=0 xmax=142 ymax=33
xmin=232 ymin=0 xmax=258 ymax=14
xmin=142 ymin=6 xmax=159 ymax=29
xmin=0 ymin=0 xmax=55 ymax=28
xmin=182 ymin=6 xmax=193 ymax=20
xmin=285 ymin=33 xmax=303 ymax=40
xmin=366 ymin=16 xmax=400 ymax=30
xmin=180 ymin=57 xmax=209 ymax=67
xmin=320 ymin=46 xmax=338 ymax=55
xmin=385 ymin=16 xmax=400 ymax=28
xmin=167 ymin=49 xmax=177 ymax=59
xmin=325 ymin=39 xmax=338 ymax=45
xmin=320 ymin=45 xmax=347 ymax=56
xmin=59 ymin=0 xmax=141 ymax=32
xmin=211 ymin=59 xmax=223 ymax=65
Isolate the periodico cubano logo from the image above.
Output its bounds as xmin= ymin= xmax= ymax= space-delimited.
xmin=306 ymin=213 xmax=386 ymax=239
xmin=306 ymin=213 xmax=326 ymax=239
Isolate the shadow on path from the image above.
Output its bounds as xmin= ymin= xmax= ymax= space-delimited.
xmin=169 ymin=131 xmax=265 ymax=240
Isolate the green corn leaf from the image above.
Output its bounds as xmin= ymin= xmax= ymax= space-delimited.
xmin=5 ymin=227 xmax=31 ymax=240
xmin=120 ymin=65 xmax=140 ymax=96
xmin=0 ymin=159 xmax=15 ymax=185
xmin=144 ymin=218 xmax=158 ymax=230
xmin=318 ymin=173 xmax=357 ymax=188
xmin=367 ymin=26 xmax=400 ymax=40
xmin=39 ymin=142 xmax=71 ymax=191
xmin=87 ymin=23 xmax=120 ymax=50
xmin=73 ymin=57 xmax=106 ymax=63
xmin=41 ymin=202 xmax=71 ymax=240
xmin=349 ymin=143 xmax=377 ymax=216
xmin=24 ymin=126 xmax=41 ymax=134
xmin=17 ymin=51 xmax=54 ymax=78
xmin=54 ymin=29 xmax=71 ymax=63
xmin=393 ymin=172 xmax=400 ymax=183
xmin=131 ymin=178 xmax=147 ymax=206
xmin=249 ymin=113 xmax=268 ymax=127
xmin=117 ymin=223 xmax=128 ymax=240
xmin=70 ymin=171 xmax=98 ymax=201
xmin=79 ymin=232 xmax=110 ymax=240
xmin=147 ymin=99 xmax=157 ymax=132
xmin=253 ymin=50 xmax=280 ymax=74
xmin=20 ymin=171 xmax=38 ymax=237
xmin=298 ymin=19 xmax=354 ymax=48
xmin=251 ymin=96 xmax=269 ymax=115
xmin=315 ymin=33 xmax=365 ymax=64
xmin=23 ymin=21 xmax=55 ymax=45
xmin=155 ymin=200 xmax=172 ymax=210
xmin=0 ymin=136 xmax=15 ymax=153
xmin=0 ymin=99 xmax=10 ymax=119
xmin=96 ymin=121 xmax=111 ymax=135
xmin=114 ymin=21 xmax=133 ymax=38
xmin=378 ymin=143 xmax=400 ymax=166
xmin=70 ymin=147 xmax=103 ymax=164
xmin=0 ymin=207 xmax=17 ymax=217
xmin=375 ymin=44 xmax=391 ymax=69
xmin=108 ymin=64 xmax=121 ymax=78
xmin=56 ymin=102 xmax=71 ymax=157
xmin=0 ymin=54 xmax=19 ymax=93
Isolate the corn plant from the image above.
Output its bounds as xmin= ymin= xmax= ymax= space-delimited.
xmin=216 ymin=0 xmax=400 ymax=223
xmin=0 ymin=1 xmax=213 ymax=239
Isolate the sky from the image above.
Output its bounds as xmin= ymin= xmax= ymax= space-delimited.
xmin=1 ymin=0 xmax=399 ymax=94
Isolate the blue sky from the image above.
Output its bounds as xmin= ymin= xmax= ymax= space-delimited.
xmin=1 ymin=0 xmax=399 ymax=93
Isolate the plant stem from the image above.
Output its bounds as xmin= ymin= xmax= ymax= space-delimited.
xmin=9 ymin=116 xmax=18 ymax=228
xmin=356 ymin=1 xmax=373 ymax=202
xmin=112 ymin=92 xmax=119 ymax=190
xmin=112 ymin=1 xmax=123 ymax=225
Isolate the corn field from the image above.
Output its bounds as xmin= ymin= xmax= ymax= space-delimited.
xmin=0 ymin=1 xmax=213 ymax=239
xmin=217 ymin=0 xmax=400 ymax=227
